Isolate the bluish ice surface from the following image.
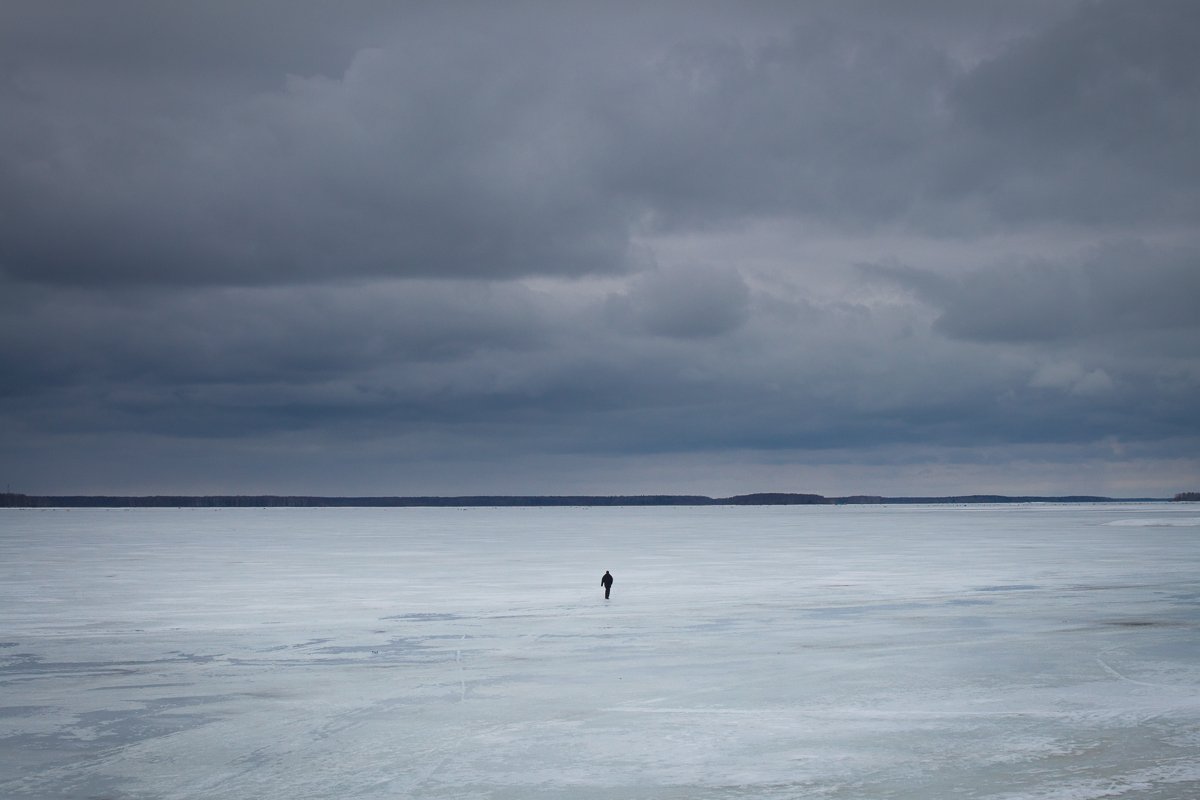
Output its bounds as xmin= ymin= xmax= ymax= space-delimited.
xmin=2 ymin=504 xmax=1199 ymax=799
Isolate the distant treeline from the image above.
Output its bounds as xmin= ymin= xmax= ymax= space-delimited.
xmin=0 ymin=492 xmax=1173 ymax=508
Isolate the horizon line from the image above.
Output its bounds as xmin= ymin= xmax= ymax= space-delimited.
xmin=2 ymin=491 xmax=1184 ymax=508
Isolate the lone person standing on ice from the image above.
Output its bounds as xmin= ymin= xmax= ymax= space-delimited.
xmin=601 ymin=570 xmax=614 ymax=600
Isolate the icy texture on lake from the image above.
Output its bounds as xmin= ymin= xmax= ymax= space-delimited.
xmin=3 ymin=504 xmax=1200 ymax=799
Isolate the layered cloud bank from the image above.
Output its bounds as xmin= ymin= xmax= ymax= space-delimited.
xmin=1 ymin=1 xmax=1197 ymax=495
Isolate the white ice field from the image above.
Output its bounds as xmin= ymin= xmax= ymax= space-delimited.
xmin=3 ymin=504 xmax=1200 ymax=799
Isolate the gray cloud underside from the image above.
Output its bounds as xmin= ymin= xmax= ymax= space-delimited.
xmin=866 ymin=240 xmax=1200 ymax=343
xmin=7 ymin=0 xmax=1195 ymax=287
xmin=1 ymin=0 xmax=1198 ymax=494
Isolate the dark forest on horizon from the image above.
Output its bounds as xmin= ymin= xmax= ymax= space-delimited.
xmin=3 ymin=492 xmax=1189 ymax=508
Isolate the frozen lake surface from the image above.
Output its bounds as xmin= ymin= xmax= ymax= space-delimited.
xmin=3 ymin=504 xmax=1200 ymax=799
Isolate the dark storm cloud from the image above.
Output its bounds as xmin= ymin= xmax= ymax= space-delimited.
xmin=0 ymin=0 xmax=1103 ymax=288
xmin=0 ymin=32 xmax=635 ymax=286
xmin=0 ymin=281 xmax=552 ymax=397
xmin=867 ymin=241 xmax=1200 ymax=343
xmin=1 ymin=0 xmax=1197 ymax=495
xmin=944 ymin=0 xmax=1200 ymax=227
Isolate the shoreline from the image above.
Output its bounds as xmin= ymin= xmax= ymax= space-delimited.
xmin=0 ymin=492 xmax=1176 ymax=508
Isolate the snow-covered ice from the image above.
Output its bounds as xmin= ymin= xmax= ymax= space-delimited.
xmin=2 ymin=503 xmax=1199 ymax=799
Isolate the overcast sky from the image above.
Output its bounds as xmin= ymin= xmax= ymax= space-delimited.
xmin=2 ymin=1 xmax=1198 ymax=497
